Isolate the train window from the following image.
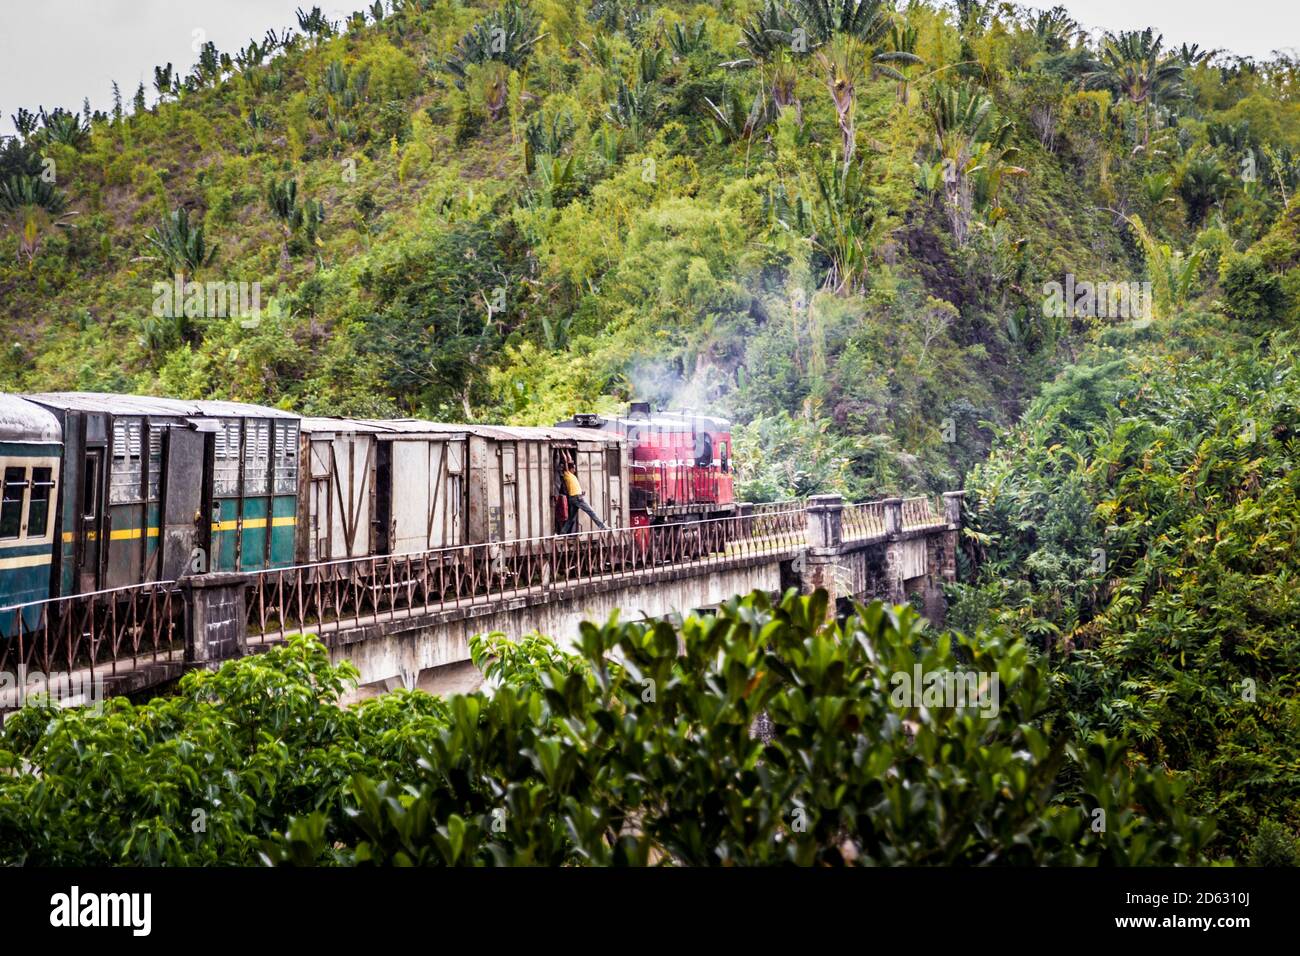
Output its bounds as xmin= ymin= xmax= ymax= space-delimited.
xmin=0 ymin=467 xmax=25 ymax=539
xmin=720 ymin=442 xmax=730 ymax=474
xmin=695 ymin=433 xmax=713 ymax=468
xmin=273 ymin=421 xmax=299 ymax=493
xmin=110 ymin=419 xmax=144 ymax=504
xmin=28 ymin=467 xmax=54 ymax=538
xmin=213 ymin=420 xmax=241 ymax=496
xmin=243 ymin=420 xmax=270 ymax=495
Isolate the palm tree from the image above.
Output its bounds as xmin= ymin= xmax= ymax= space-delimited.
xmin=1087 ymin=29 xmax=1185 ymax=148
xmin=10 ymin=108 xmax=38 ymax=142
xmin=1176 ymin=43 xmax=1217 ymax=67
xmin=887 ymin=20 xmax=920 ymax=103
xmin=266 ymin=178 xmax=302 ymax=233
xmin=140 ymin=207 xmax=219 ymax=342
xmin=809 ymin=153 xmax=874 ymax=294
xmin=791 ymin=1 xmax=921 ymax=173
xmin=702 ymin=87 xmax=775 ymax=143
xmin=740 ymin=0 xmax=796 ymax=61
xmin=153 ymin=64 xmax=175 ymax=103
xmin=142 ymin=206 xmax=218 ymax=281
xmin=1177 ymin=149 xmax=1233 ymax=226
xmin=38 ymin=109 xmax=89 ymax=150
xmin=924 ymin=82 xmax=1024 ymax=245
xmin=295 ymin=6 xmax=335 ymax=44
xmin=0 ymin=174 xmax=75 ymax=266
xmin=1030 ymin=6 xmax=1081 ymax=54
xmin=443 ymin=1 xmax=545 ymax=88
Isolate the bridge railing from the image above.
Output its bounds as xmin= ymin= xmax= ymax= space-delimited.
xmin=0 ymin=581 xmax=182 ymax=690
xmin=901 ymin=496 xmax=947 ymax=529
xmin=843 ymin=501 xmax=888 ymax=540
xmin=245 ymin=509 xmax=806 ymax=643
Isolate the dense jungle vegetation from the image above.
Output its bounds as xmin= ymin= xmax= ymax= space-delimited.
xmin=3 ymin=0 xmax=1300 ymax=864
xmin=4 ymin=0 xmax=1295 ymax=497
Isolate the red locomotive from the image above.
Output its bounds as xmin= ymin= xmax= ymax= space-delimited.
xmin=556 ymin=403 xmax=735 ymax=531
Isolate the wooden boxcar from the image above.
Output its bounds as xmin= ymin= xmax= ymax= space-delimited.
xmin=0 ymin=395 xmax=62 ymax=635
xmin=296 ymin=419 xmax=629 ymax=562
xmin=23 ymin=393 xmax=300 ymax=593
xmin=468 ymin=425 xmax=628 ymax=544
xmin=297 ymin=418 xmax=469 ymax=562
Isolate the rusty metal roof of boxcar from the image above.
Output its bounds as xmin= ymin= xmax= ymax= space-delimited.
xmin=0 ymin=394 xmax=62 ymax=443
xmin=191 ymin=400 xmax=299 ymax=419
xmin=24 ymin=392 xmax=201 ymax=416
xmin=24 ymin=392 xmax=298 ymax=420
xmin=521 ymin=425 xmax=625 ymax=444
xmin=297 ymin=418 xmax=624 ymax=444
xmin=299 ymin=417 xmax=469 ymax=436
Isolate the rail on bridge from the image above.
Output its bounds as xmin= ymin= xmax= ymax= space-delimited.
xmin=0 ymin=492 xmax=963 ymax=711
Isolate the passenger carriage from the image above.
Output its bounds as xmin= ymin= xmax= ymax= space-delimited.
xmin=0 ymin=396 xmax=62 ymax=636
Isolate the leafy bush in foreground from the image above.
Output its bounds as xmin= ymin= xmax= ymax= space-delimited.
xmin=0 ymin=642 xmax=448 ymax=865
xmin=0 ymin=590 xmax=1214 ymax=866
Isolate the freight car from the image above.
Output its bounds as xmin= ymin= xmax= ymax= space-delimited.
xmin=555 ymin=403 xmax=735 ymax=528
xmin=297 ymin=418 xmax=628 ymax=563
xmin=0 ymin=396 xmax=63 ymax=636
xmin=20 ymin=393 xmax=300 ymax=594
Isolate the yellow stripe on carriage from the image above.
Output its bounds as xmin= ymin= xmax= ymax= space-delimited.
xmin=61 ymin=528 xmax=159 ymax=542
xmin=211 ymin=517 xmax=296 ymax=532
xmin=0 ymin=553 xmax=52 ymax=570
xmin=108 ymin=527 xmax=159 ymax=541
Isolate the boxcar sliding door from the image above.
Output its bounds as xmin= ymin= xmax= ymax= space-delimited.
xmin=160 ymin=426 xmax=205 ymax=580
xmin=570 ymin=442 xmax=619 ymax=531
xmin=389 ymin=437 xmax=466 ymax=555
xmin=310 ymin=432 xmax=373 ymax=561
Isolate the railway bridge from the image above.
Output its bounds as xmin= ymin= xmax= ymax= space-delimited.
xmin=0 ymin=492 xmax=963 ymax=710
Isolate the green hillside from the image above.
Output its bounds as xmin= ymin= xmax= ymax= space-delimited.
xmin=7 ymin=0 xmax=1296 ymax=502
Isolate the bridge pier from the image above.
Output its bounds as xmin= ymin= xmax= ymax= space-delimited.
xmin=879 ymin=498 xmax=907 ymax=604
xmin=182 ymin=572 xmax=249 ymax=667
xmin=802 ymin=494 xmax=845 ymax=609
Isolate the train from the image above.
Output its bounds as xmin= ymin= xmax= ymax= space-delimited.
xmin=556 ymin=401 xmax=736 ymax=528
xmin=0 ymin=392 xmax=737 ymax=635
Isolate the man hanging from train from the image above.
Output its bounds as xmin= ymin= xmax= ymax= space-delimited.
xmin=559 ymin=454 xmax=607 ymax=534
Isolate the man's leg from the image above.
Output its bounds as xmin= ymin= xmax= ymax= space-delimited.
xmin=560 ymin=496 xmax=580 ymax=534
xmin=574 ymin=496 xmax=607 ymax=530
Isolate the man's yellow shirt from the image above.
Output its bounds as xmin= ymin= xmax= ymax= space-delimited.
xmin=562 ymin=471 xmax=582 ymax=496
